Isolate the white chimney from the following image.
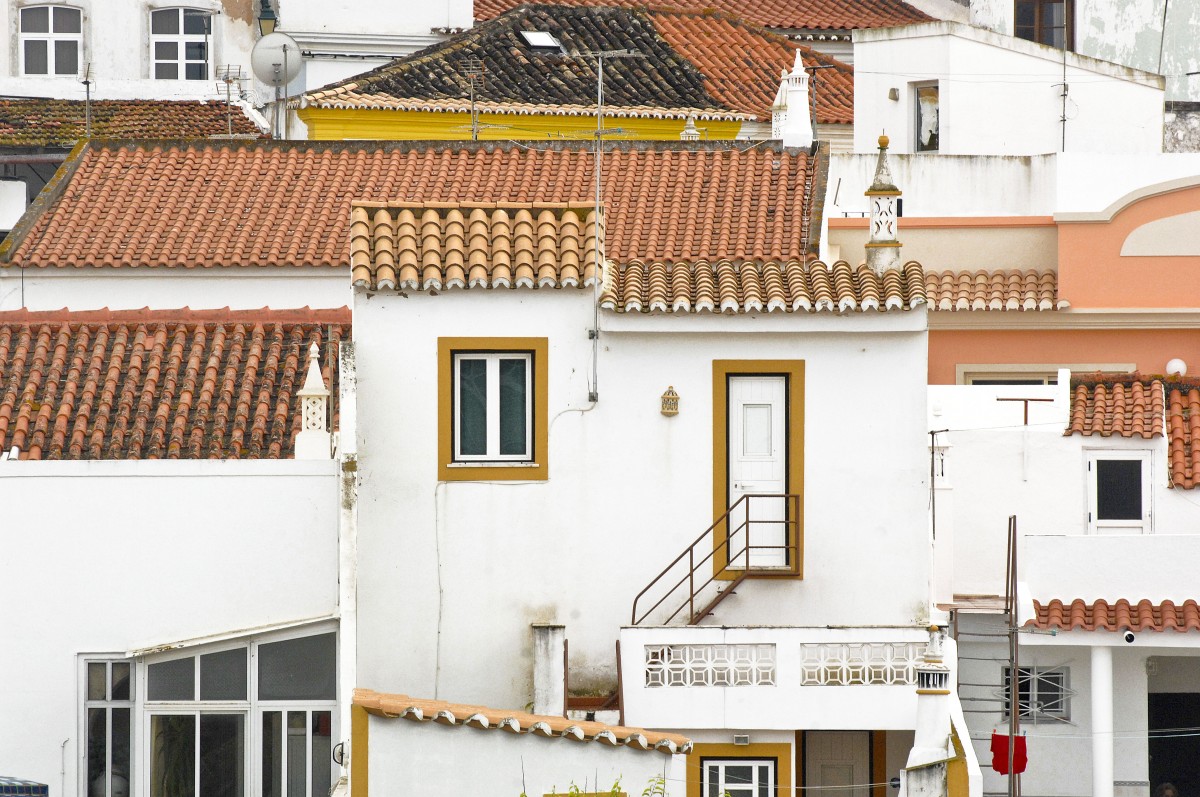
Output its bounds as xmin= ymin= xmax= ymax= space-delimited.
xmin=772 ymin=51 xmax=812 ymax=149
xmin=865 ymin=133 xmax=902 ymax=275
xmin=295 ymin=342 xmax=332 ymax=460
xmin=907 ymin=628 xmax=953 ymax=768
xmin=531 ymin=623 xmax=566 ymax=715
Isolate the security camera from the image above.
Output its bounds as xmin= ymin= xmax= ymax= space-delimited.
xmin=1124 ymin=630 xmax=1136 ymax=644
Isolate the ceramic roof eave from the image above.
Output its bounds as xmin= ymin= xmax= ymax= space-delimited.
xmin=299 ymin=95 xmax=753 ymax=121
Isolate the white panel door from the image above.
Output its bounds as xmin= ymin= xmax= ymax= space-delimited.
xmin=728 ymin=376 xmax=787 ymax=568
xmin=806 ymin=731 xmax=870 ymax=797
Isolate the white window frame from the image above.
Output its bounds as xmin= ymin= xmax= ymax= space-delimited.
xmin=1086 ymin=449 xmax=1152 ymax=534
xmin=80 ymin=656 xmax=136 ymax=797
xmin=18 ymin=4 xmax=83 ymax=77
xmin=956 ymin=363 xmax=1136 ymax=386
xmin=99 ymin=624 xmax=339 ymax=797
xmin=148 ymin=6 xmax=214 ymax=81
xmin=701 ymin=758 xmax=777 ymax=797
xmin=452 ymin=351 xmax=534 ymax=462
xmin=1003 ymin=665 xmax=1071 ymax=722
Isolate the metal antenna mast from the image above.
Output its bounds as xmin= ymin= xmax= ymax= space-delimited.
xmin=459 ymin=58 xmax=486 ymax=141
xmin=80 ymin=63 xmax=92 ymax=137
xmin=217 ymin=65 xmax=244 ymax=138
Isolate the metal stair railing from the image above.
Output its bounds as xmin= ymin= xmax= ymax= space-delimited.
xmin=630 ymin=493 xmax=800 ymax=626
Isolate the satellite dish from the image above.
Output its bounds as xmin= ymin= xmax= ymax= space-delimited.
xmin=251 ymin=31 xmax=301 ymax=86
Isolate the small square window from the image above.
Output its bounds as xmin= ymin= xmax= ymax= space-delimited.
xmin=19 ymin=5 xmax=81 ymax=77
xmin=1087 ymin=451 xmax=1150 ymax=533
xmin=1004 ymin=666 xmax=1070 ymax=721
xmin=1015 ymin=0 xmax=1072 ymax=50
xmin=439 ymin=337 xmax=548 ymax=481
xmin=703 ymin=759 xmax=776 ymax=797
xmin=150 ymin=7 xmax=212 ymax=81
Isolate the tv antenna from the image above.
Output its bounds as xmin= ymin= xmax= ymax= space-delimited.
xmin=79 ymin=63 xmax=93 ymax=137
xmin=216 ymin=65 xmax=244 ymax=137
xmin=459 ymin=58 xmax=486 ymax=141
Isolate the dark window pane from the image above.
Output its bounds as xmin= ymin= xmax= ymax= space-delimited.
xmin=287 ymin=713 xmax=305 ymax=797
xmin=200 ymin=649 xmax=247 ymax=700
xmin=258 ymin=633 xmax=336 ymax=700
xmin=155 ymin=42 xmax=178 ymax=61
xmin=183 ymin=10 xmax=209 ymax=35
xmin=707 ymin=766 xmax=719 ymax=797
xmin=112 ymin=662 xmax=131 ymax=701
xmin=185 ymin=42 xmax=207 ymax=61
xmin=89 ymin=662 xmax=107 ymax=700
xmin=726 ymin=766 xmax=753 ymax=785
xmin=758 ymin=766 xmax=769 ymax=797
xmin=199 ymin=714 xmax=244 ymax=797
xmin=151 ymin=715 xmax=195 ymax=797
xmin=185 ymin=62 xmax=207 ymax=81
xmin=113 ymin=708 xmax=132 ymax=792
xmin=155 ymin=63 xmax=179 ymax=80
xmin=87 ymin=707 xmax=107 ymax=794
xmin=312 ymin=712 xmax=332 ymax=797
xmin=498 ymin=357 xmax=528 ymax=456
xmin=21 ymin=7 xmax=49 ymax=33
xmin=54 ymin=40 xmax=78 ymax=76
xmin=152 ymin=9 xmax=179 ymax=35
xmin=148 ymin=657 xmax=194 ymax=701
xmin=457 ymin=358 xmax=487 ymax=456
xmin=916 ymin=85 xmax=939 ymax=152
xmin=263 ymin=713 xmax=283 ymax=797
xmin=53 ymin=7 xmax=81 ymax=33
xmin=24 ymin=41 xmax=48 ymax=75
xmin=1096 ymin=459 xmax=1142 ymax=520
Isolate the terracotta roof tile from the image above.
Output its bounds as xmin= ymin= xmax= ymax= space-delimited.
xmin=473 ymin=0 xmax=931 ymax=30
xmin=353 ymin=688 xmax=691 ymax=754
xmin=1065 ymin=374 xmax=1165 ymax=440
xmin=0 ymin=99 xmax=261 ymax=147
xmin=305 ymin=6 xmax=853 ymax=124
xmin=1029 ymin=599 xmax=1200 ymax=632
xmin=5 ymin=139 xmax=824 ymax=271
xmin=350 ymin=202 xmax=600 ymax=290
xmin=1066 ymin=374 xmax=1200 ymax=489
xmin=599 ymin=259 xmax=926 ymax=313
xmin=0 ymin=307 xmax=349 ymax=460
xmin=925 ymin=269 xmax=1068 ymax=311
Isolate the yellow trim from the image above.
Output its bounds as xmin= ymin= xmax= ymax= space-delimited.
xmin=351 ymin=704 xmax=369 ymax=797
xmin=438 ymin=337 xmax=549 ymax=482
xmin=711 ymin=361 xmax=805 ymax=581
xmin=947 ymin=726 xmax=970 ymax=797
xmin=871 ymin=731 xmax=887 ymax=797
xmin=687 ymin=742 xmax=794 ymax=797
xmin=299 ymin=107 xmax=745 ymax=141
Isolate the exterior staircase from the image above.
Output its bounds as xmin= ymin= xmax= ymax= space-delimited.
xmin=630 ymin=493 xmax=801 ymax=626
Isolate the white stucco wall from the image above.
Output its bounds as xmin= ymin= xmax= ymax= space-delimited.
xmin=0 ymin=267 xmax=351 ymax=312
xmin=353 ymin=288 xmax=931 ymax=716
xmin=1054 ymin=152 xmax=1200 ymax=215
xmin=853 ymin=23 xmax=1163 ymax=156
xmin=930 ymin=383 xmax=1200 ymax=602
xmin=0 ymin=460 xmax=339 ymax=797
xmin=367 ymin=715 xmax=686 ymax=797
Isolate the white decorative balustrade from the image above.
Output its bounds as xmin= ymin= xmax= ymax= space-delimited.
xmin=645 ymin=644 xmax=777 ymax=688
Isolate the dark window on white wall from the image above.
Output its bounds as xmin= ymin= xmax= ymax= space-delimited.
xmin=1004 ymin=666 xmax=1070 ymax=721
xmin=914 ymin=83 xmax=939 ymax=152
xmin=20 ymin=5 xmax=82 ymax=76
xmin=1087 ymin=451 xmax=1150 ymax=533
xmin=1015 ymin=0 xmax=1073 ymax=49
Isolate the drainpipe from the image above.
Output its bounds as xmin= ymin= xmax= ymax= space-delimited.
xmin=336 ymin=341 xmax=359 ymax=784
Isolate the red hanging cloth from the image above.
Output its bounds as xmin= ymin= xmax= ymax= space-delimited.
xmin=990 ymin=732 xmax=1028 ymax=774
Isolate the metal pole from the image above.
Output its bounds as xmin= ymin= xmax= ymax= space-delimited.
xmin=283 ymin=44 xmax=291 ymax=141
xmin=1007 ymin=515 xmax=1020 ymax=797
xmin=591 ymin=53 xmax=603 ymax=402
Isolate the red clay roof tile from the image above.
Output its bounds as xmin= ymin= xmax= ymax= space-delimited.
xmin=473 ymin=0 xmax=931 ymax=30
xmin=5 ymin=139 xmax=826 ymax=271
xmin=1029 ymin=599 xmax=1200 ymax=632
xmin=0 ymin=307 xmax=348 ymax=460
xmin=925 ymin=269 xmax=1067 ymax=312
xmin=0 ymin=99 xmax=262 ymax=147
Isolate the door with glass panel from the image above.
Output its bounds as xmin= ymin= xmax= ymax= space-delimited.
xmin=86 ymin=660 xmax=133 ymax=797
xmin=727 ymin=375 xmax=788 ymax=568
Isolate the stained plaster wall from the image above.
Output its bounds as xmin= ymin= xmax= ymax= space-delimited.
xmin=352 ymin=287 xmax=931 ymax=715
xmin=0 ymin=0 xmax=259 ymax=101
xmin=853 ymin=23 xmax=1163 ymax=156
xmin=969 ymin=0 xmax=1200 ymax=101
xmin=0 ymin=460 xmax=339 ymax=797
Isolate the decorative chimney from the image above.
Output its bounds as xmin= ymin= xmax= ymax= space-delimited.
xmin=907 ymin=627 xmax=953 ymax=769
xmin=680 ymin=116 xmax=700 ymax=141
xmin=771 ymin=52 xmax=812 ymax=149
xmin=295 ymin=342 xmax=332 ymax=460
xmin=865 ymin=133 xmax=902 ymax=275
